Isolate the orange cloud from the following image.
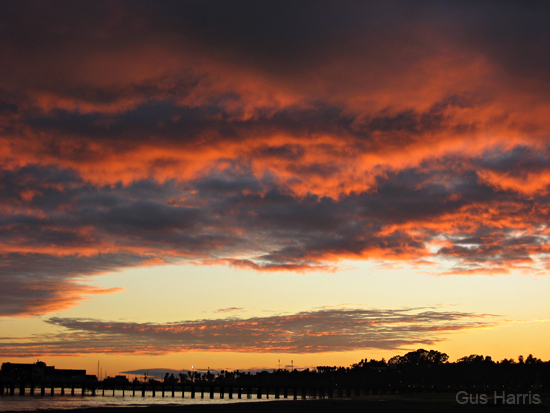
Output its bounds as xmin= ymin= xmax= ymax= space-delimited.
xmin=2 ymin=2 xmax=550 ymax=315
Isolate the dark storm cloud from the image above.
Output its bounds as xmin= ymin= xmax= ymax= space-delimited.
xmin=0 ymin=307 xmax=496 ymax=356
xmin=21 ymin=101 xmax=354 ymax=147
xmin=1 ymin=1 xmax=547 ymax=111
xmin=0 ymin=253 xmax=135 ymax=316
xmin=476 ymin=145 xmax=550 ymax=178
xmin=4 ymin=146 xmax=550 ymax=315
xmin=444 ymin=1 xmax=550 ymax=88
xmin=254 ymin=144 xmax=304 ymax=158
xmin=15 ymin=96 xmax=483 ymax=164
xmin=1 ymin=1 xmax=550 ymax=315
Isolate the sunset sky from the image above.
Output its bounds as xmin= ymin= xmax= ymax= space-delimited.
xmin=1 ymin=1 xmax=549 ymax=377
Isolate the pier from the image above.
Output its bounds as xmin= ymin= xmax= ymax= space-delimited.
xmin=0 ymin=381 xmax=375 ymax=399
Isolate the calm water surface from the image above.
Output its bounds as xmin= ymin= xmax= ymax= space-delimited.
xmin=0 ymin=389 xmax=281 ymax=411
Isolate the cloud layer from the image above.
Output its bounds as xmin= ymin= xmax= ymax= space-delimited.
xmin=1 ymin=2 xmax=550 ymax=315
xmin=0 ymin=307 xmax=495 ymax=357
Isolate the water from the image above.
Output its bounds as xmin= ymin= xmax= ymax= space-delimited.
xmin=0 ymin=389 xmax=283 ymax=411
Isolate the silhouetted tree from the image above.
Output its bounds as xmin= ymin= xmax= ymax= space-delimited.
xmin=389 ymin=349 xmax=448 ymax=367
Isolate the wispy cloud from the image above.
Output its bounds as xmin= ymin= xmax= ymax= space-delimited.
xmin=0 ymin=307 xmax=496 ymax=357
xmin=214 ymin=307 xmax=243 ymax=313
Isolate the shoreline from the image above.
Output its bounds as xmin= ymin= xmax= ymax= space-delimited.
xmin=1 ymin=395 xmax=549 ymax=413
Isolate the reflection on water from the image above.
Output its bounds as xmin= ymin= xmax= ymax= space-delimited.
xmin=0 ymin=389 xmax=279 ymax=411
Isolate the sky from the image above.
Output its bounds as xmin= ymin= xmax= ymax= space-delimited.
xmin=1 ymin=1 xmax=549 ymax=377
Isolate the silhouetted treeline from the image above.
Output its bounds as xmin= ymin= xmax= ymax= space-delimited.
xmin=149 ymin=349 xmax=549 ymax=393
